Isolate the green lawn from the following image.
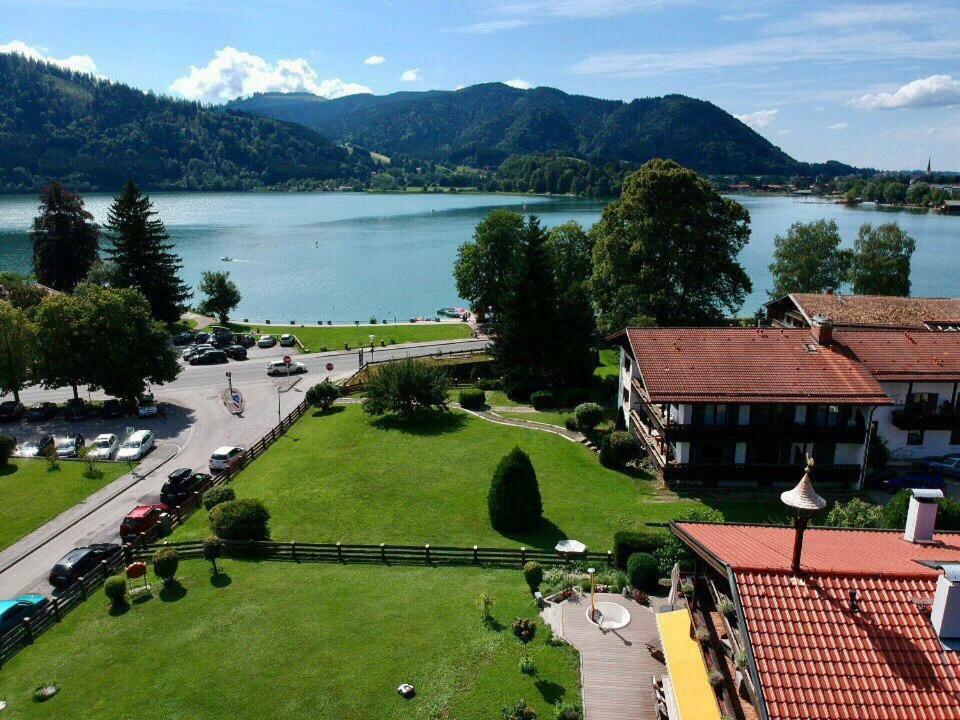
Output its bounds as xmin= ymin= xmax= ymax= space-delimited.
xmin=175 ymin=405 xmax=774 ymax=549
xmin=0 ymin=460 xmax=127 ymax=552
xmin=229 ymin=322 xmax=473 ymax=352
xmin=595 ymin=348 xmax=619 ymax=379
xmin=497 ymin=410 xmax=573 ymax=427
xmin=0 ymin=561 xmax=578 ymax=720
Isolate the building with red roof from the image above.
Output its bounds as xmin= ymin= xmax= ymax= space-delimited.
xmin=609 ymin=326 xmax=891 ymax=486
xmin=765 ymin=292 xmax=960 ymax=331
xmin=668 ymin=488 xmax=960 ymax=720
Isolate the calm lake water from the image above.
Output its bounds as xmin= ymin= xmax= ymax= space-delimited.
xmin=0 ymin=192 xmax=957 ymax=320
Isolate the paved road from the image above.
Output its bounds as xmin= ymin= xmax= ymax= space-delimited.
xmin=0 ymin=338 xmax=488 ymax=598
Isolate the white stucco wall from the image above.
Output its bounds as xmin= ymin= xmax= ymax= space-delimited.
xmin=874 ymin=381 xmax=960 ymax=461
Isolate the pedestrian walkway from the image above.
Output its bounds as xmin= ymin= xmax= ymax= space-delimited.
xmin=544 ymin=592 xmax=666 ymax=720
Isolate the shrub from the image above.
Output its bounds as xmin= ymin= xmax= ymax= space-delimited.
xmin=554 ymin=702 xmax=582 ymax=720
xmin=680 ymin=581 xmax=694 ymax=597
xmin=488 ymin=448 xmax=543 ymax=532
xmin=530 ymin=390 xmax=555 ymax=410
xmin=478 ymin=594 xmax=494 ymax=622
xmin=362 ymin=358 xmax=451 ymax=416
xmin=152 ymin=547 xmax=179 ymax=585
xmin=519 ymin=655 xmax=535 ymax=674
xmin=512 ymin=618 xmax=537 ymax=655
xmin=825 ymin=497 xmax=882 ymax=528
xmin=209 ymin=498 xmax=271 ymax=541
xmin=475 ymin=377 xmax=504 ymax=391
xmin=305 ymin=379 xmax=340 ymax=411
xmin=0 ymin=434 xmax=16 ymax=467
xmin=523 ymin=561 xmax=543 ymax=593
xmin=502 ymin=699 xmax=537 ymax=720
xmin=626 ymin=552 xmax=658 ymax=591
xmin=564 ymin=417 xmax=579 ymax=432
xmin=735 ymin=650 xmax=748 ymax=669
xmin=459 ymin=388 xmax=486 ymax=410
xmin=203 ymin=536 xmax=224 ymax=574
xmin=560 ymin=387 xmax=590 ymax=408
xmin=599 ymin=431 xmax=639 ymax=469
xmin=202 ymin=485 xmax=235 ymax=511
xmin=696 ymin=626 xmax=711 ymax=643
xmin=574 ymin=402 xmax=605 ymax=432
xmin=613 ymin=528 xmax=668 ymax=568
xmin=631 ymin=589 xmax=650 ymax=606
xmin=708 ymin=670 xmax=724 ymax=688
xmin=881 ymin=489 xmax=911 ymax=529
xmin=718 ymin=597 xmax=736 ymax=619
xmin=103 ymin=575 xmax=127 ymax=605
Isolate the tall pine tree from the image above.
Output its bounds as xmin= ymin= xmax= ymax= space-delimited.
xmin=104 ymin=181 xmax=191 ymax=324
xmin=31 ymin=181 xmax=100 ymax=292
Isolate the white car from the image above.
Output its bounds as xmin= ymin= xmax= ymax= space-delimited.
xmin=88 ymin=433 xmax=120 ymax=460
xmin=116 ymin=430 xmax=155 ymax=462
xmin=137 ymin=394 xmax=159 ymax=418
xmin=265 ymin=359 xmax=307 ymax=376
xmin=209 ymin=446 xmax=245 ymax=473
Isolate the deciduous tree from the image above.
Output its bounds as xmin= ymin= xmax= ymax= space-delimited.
xmin=30 ymin=181 xmax=99 ymax=292
xmin=848 ymin=223 xmax=915 ymax=296
xmin=196 ymin=271 xmax=241 ymax=325
xmin=0 ymin=302 xmax=34 ymax=403
xmin=768 ymin=219 xmax=850 ymax=299
xmin=453 ymin=209 xmax=524 ymax=317
xmin=362 ymin=358 xmax=451 ymax=416
xmin=32 ymin=293 xmax=90 ymax=400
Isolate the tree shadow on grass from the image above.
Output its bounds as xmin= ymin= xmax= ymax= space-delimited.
xmin=310 ymin=406 xmax=345 ymax=419
xmin=496 ymin=517 xmax=568 ymax=551
xmin=159 ymin=580 xmax=187 ymax=602
xmin=210 ymin=572 xmax=232 ymax=588
xmin=483 ymin=615 xmax=505 ymax=633
xmin=371 ymin=411 xmax=467 ymax=437
xmin=535 ymin=678 xmax=566 ymax=704
xmin=0 ymin=465 xmax=15 ymax=478
xmin=108 ymin=601 xmax=131 ymax=617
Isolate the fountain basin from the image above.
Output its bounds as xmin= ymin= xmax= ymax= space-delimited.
xmin=585 ymin=601 xmax=631 ymax=631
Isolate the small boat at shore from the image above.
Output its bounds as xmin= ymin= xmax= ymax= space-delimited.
xmin=437 ymin=307 xmax=468 ymax=319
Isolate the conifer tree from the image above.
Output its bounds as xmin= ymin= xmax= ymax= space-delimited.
xmin=31 ymin=181 xmax=100 ymax=292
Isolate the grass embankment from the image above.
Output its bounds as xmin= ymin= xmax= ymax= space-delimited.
xmin=0 ymin=460 xmax=127 ymax=552
xmin=229 ymin=322 xmax=473 ymax=352
xmin=175 ymin=405 xmax=783 ymax=548
xmin=0 ymin=562 xmax=578 ymax=720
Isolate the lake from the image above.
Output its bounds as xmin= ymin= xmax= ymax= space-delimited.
xmin=0 ymin=192 xmax=957 ymax=321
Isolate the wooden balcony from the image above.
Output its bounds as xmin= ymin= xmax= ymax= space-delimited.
xmin=664 ymin=462 xmax=860 ymax=486
xmin=891 ymin=405 xmax=960 ymax=431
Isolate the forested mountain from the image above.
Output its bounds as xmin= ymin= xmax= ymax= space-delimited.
xmin=0 ymin=54 xmax=373 ymax=193
xmin=229 ymin=83 xmax=843 ymax=176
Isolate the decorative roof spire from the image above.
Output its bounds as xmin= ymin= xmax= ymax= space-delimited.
xmin=781 ymin=457 xmax=826 ymax=515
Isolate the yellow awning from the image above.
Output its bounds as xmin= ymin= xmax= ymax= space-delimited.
xmin=656 ymin=609 xmax=722 ymax=720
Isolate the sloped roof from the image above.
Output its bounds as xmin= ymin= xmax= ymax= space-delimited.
xmin=617 ymin=327 xmax=891 ymax=405
xmin=788 ymin=293 xmax=960 ymax=329
xmin=835 ymin=328 xmax=960 ymax=382
xmin=674 ymin=523 xmax=960 ymax=720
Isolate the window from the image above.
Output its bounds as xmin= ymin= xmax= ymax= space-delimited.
xmin=747 ymin=441 xmax=784 ymax=464
xmin=907 ymin=392 xmax=939 ymax=412
xmin=694 ymin=404 xmax=731 ymax=427
xmin=907 ymin=430 xmax=925 ymax=446
xmin=813 ymin=442 xmax=837 ymax=465
xmin=691 ymin=441 xmax=735 ymax=464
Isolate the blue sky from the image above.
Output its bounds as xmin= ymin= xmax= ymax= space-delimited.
xmin=2 ymin=0 xmax=959 ymax=170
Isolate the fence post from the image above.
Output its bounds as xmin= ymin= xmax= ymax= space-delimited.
xmin=425 ymin=544 xmax=430 ymax=564
xmin=123 ymin=543 xmax=132 ymax=564
xmin=607 ymin=550 xmax=613 ymax=567
xmin=22 ymin=617 xmax=33 ymax=643
xmin=521 ymin=547 xmax=526 ymax=564
xmin=77 ymin=576 xmax=86 ymax=599
xmin=337 ymin=542 xmax=343 ymax=562
xmin=473 ymin=545 xmax=479 ymax=564
xmin=380 ymin=543 xmax=386 ymax=563
xmin=100 ymin=560 xmax=109 ymax=580
xmin=291 ymin=542 xmax=298 ymax=563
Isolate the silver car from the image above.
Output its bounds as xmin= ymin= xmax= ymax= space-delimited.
xmin=88 ymin=433 xmax=120 ymax=460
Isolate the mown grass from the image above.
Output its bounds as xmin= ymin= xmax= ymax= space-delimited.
xmin=228 ymin=322 xmax=473 ymax=352
xmin=0 ymin=561 xmax=578 ymax=720
xmin=0 ymin=460 xmax=127 ymax=552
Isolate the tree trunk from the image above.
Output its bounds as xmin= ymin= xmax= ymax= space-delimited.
xmin=71 ymin=382 xmax=79 ymax=401
xmin=12 ymin=387 xmax=19 ymax=403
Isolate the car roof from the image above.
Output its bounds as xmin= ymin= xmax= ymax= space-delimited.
xmin=59 ymin=547 xmax=93 ymax=564
xmin=168 ymin=467 xmax=192 ymax=481
xmin=127 ymin=504 xmax=163 ymax=517
xmin=94 ymin=433 xmax=116 ymax=441
xmin=213 ymin=445 xmax=240 ymax=454
xmin=0 ymin=594 xmax=46 ymax=613
xmin=127 ymin=430 xmax=152 ymax=441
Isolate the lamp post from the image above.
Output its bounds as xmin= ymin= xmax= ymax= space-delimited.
xmin=781 ymin=456 xmax=826 ymax=576
xmin=588 ymin=567 xmax=597 ymax=622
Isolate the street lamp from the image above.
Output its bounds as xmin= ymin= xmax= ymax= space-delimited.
xmin=781 ymin=456 xmax=826 ymax=576
xmin=588 ymin=567 xmax=597 ymax=622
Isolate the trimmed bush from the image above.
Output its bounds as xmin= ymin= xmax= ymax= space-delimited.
xmin=103 ymin=574 xmax=127 ymax=605
xmin=459 ymin=388 xmax=486 ymax=410
xmin=203 ymin=536 xmax=224 ymax=574
xmin=626 ymin=552 xmax=659 ymax=591
xmin=825 ymin=497 xmax=882 ymax=528
xmin=152 ymin=547 xmax=179 ymax=585
xmin=563 ymin=417 xmax=578 ymax=432
xmin=882 ymin=489 xmax=960 ymax=531
xmin=613 ymin=528 xmax=668 ymax=568
xmin=202 ymin=485 xmax=235 ymax=511
xmin=560 ymin=387 xmax=590 ymax=409
xmin=209 ymin=498 xmax=271 ymax=541
xmin=574 ymin=403 xmax=604 ymax=432
xmin=599 ymin=431 xmax=639 ymax=469
xmin=501 ymin=699 xmax=538 ymax=720
xmin=475 ymin=377 xmax=504 ymax=391
xmin=529 ymin=391 xmax=555 ymax=410
xmin=0 ymin=434 xmax=16 ymax=467
xmin=305 ymin=379 xmax=340 ymax=411
xmin=488 ymin=448 xmax=543 ymax=532
xmin=523 ymin=561 xmax=543 ymax=592
xmin=362 ymin=358 xmax=451 ymax=416
xmin=554 ymin=701 xmax=582 ymax=720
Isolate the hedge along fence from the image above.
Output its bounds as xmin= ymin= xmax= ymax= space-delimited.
xmin=130 ymin=539 xmax=614 ymax=569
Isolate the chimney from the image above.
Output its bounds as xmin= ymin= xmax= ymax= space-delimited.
xmin=932 ymin=564 xmax=960 ymax=643
xmin=904 ymin=488 xmax=943 ymax=543
xmin=810 ymin=315 xmax=833 ymax=346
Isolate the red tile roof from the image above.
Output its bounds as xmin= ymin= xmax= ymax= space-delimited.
xmin=675 ymin=523 xmax=960 ymax=720
xmin=789 ymin=293 xmax=960 ymax=329
xmin=618 ymin=328 xmax=891 ymax=405
xmin=835 ymin=328 xmax=960 ymax=382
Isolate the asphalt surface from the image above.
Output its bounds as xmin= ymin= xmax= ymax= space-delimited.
xmin=0 ymin=338 xmax=488 ymax=598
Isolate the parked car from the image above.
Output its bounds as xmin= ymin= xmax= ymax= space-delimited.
xmin=266 ymin=359 xmax=307 ymax=376
xmin=257 ymin=334 xmax=278 ymax=348
xmin=119 ymin=504 xmax=169 ymax=542
xmin=116 ymin=430 xmax=155 ymax=461
xmin=234 ymin=334 xmax=256 ymax=348
xmin=172 ymin=331 xmax=197 ymax=346
xmin=16 ymin=434 xmax=54 ymax=458
xmin=224 ymin=344 xmax=248 ymax=360
xmin=884 ymin=470 xmax=946 ymax=492
xmin=927 ymin=454 xmax=960 ymax=477
xmin=160 ymin=468 xmax=212 ymax=506
xmin=209 ymin=446 xmax=245 ymax=473
xmin=64 ymin=398 xmax=89 ymax=421
xmin=26 ymin=402 xmax=57 ymax=421
xmin=0 ymin=595 xmax=50 ymax=633
xmin=137 ymin=393 xmax=159 ymax=418
xmin=190 ymin=350 xmax=228 ymax=365
xmin=210 ymin=333 xmax=233 ymax=349
xmin=194 ymin=332 xmax=211 ymax=345
xmin=279 ymin=333 xmax=296 ymax=347
xmin=48 ymin=544 xmax=121 ymax=589
xmin=182 ymin=344 xmax=215 ymax=361
xmin=54 ymin=433 xmax=85 ymax=458
xmin=88 ymin=433 xmax=120 ymax=460
xmin=0 ymin=400 xmax=25 ymax=422
xmin=101 ymin=399 xmax=123 ymax=419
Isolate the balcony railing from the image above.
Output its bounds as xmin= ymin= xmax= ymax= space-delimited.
xmin=664 ymin=462 xmax=860 ymax=486
xmin=666 ymin=423 xmax=866 ymax=444
xmin=891 ymin=404 xmax=960 ymax=431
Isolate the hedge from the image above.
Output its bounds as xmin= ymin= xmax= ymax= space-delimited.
xmin=613 ymin=528 xmax=668 ymax=568
xmin=530 ymin=390 xmax=555 ymax=410
xmin=626 ymin=552 xmax=659 ymax=591
xmin=458 ymin=388 xmax=486 ymax=410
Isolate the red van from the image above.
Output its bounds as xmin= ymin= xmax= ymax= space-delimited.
xmin=120 ymin=504 xmax=169 ymax=542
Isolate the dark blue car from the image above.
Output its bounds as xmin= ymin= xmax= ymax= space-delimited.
xmin=885 ymin=470 xmax=946 ymax=492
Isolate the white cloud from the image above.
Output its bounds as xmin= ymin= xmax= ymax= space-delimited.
xmin=0 ymin=39 xmax=97 ymax=74
xmin=777 ymin=129 xmax=791 ymax=136
xmin=364 ymin=55 xmax=385 ymax=66
xmin=400 ymin=68 xmax=421 ymax=82
xmin=445 ymin=19 xmax=530 ymax=33
xmin=169 ymin=47 xmax=370 ymax=102
xmin=719 ymin=12 xmax=768 ymax=22
xmin=454 ymin=85 xmax=466 ymax=91
xmin=505 ymin=78 xmax=532 ymax=90
xmin=734 ymin=108 xmax=778 ymax=130
xmin=851 ymin=74 xmax=960 ymax=110
xmin=498 ymin=0 xmax=681 ymax=18
xmin=828 ymin=122 xmax=850 ymax=130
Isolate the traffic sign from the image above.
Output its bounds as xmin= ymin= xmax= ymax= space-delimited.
xmin=283 ymin=355 xmax=292 ymax=365
xmin=326 ymin=362 xmax=334 ymax=371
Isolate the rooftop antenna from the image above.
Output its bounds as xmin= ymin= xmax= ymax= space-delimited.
xmin=781 ymin=456 xmax=826 ymax=576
